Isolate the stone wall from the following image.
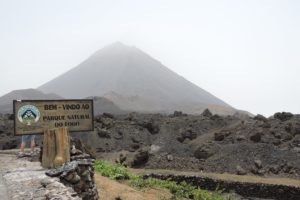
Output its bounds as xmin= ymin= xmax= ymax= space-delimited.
xmin=144 ymin=173 xmax=300 ymax=200
xmin=45 ymin=139 xmax=99 ymax=200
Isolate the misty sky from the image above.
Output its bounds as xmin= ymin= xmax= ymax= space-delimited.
xmin=0 ymin=0 xmax=299 ymax=116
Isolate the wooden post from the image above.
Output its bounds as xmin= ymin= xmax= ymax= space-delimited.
xmin=42 ymin=127 xmax=70 ymax=168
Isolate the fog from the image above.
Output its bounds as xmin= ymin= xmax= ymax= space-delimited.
xmin=0 ymin=0 xmax=299 ymax=116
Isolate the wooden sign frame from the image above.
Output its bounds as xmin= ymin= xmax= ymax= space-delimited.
xmin=13 ymin=99 xmax=94 ymax=136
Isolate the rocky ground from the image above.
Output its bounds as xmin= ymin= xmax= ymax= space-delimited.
xmin=1 ymin=110 xmax=300 ymax=180
xmin=76 ymin=111 xmax=300 ymax=179
xmin=0 ymin=114 xmax=17 ymax=150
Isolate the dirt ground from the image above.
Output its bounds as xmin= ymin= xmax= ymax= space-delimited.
xmin=95 ymin=172 xmax=171 ymax=200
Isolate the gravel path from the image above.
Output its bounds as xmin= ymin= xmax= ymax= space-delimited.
xmin=0 ymin=170 xmax=9 ymax=200
xmin=0 ymin=150 xmax=80 ymax=200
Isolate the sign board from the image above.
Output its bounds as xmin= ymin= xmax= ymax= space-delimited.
xmin=13 ymin=99 xmax=94 ymax=135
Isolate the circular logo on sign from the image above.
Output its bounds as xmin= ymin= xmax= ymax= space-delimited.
xmin=17 ymin=105 xmax=40 ymax=125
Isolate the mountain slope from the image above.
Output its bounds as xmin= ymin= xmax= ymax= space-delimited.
xmin=88 ymin=96 xmax=124 ymax=115
xmin=0 ymin=89 xmax=62 ymax=113
xmin=0 ymin=89 xmax=123 ymax=115
xmin=39 ymin=42 xmax=235 ymax=114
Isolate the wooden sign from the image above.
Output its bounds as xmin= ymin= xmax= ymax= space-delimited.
xmin=13 ymin=99 xmax=94 ymax=135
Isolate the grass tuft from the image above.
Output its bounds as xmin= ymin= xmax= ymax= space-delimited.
xmin=94 ymin=160 xmax=130 ymax=180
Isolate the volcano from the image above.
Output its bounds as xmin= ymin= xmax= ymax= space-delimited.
xmin=39 ymin=42 xmax=236 ymax=114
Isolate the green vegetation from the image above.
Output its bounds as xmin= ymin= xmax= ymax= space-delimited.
xmin=94 ymin=160 xmax=239 ymax=200
xmin=94 ymin=160 xmax=130 ymax=180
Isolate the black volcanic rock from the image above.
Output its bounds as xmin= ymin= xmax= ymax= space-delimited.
xmin=274 ymin=112 xmax=293 ymax=121
xmin=201 ymin=108 xmax=213 ymax=118
xmin=254 ymin=114 xmax=268 ymax=122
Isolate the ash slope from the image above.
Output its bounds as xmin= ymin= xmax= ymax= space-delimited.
xmin=39 ymin=42 xmax=235 ymax=115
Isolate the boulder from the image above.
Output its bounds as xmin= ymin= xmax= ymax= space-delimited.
xmin=250 ymin=132 xmax=261 ymax=143
xmin=210 ymin=114 xmax=221 ymax=121
xmin=274 ymin=112 xmax=293 ymax=121
xmin=282 ymin=133 xmax=293 ymax=142
xmin=2 ymin=139 xmax=18 ymax=150
xmin=194 ymin=144 xmax=217 ymax=160
xmin=182 ymin=129 xmax=197 ymax=140
xmin=139 ymin=121 xmax=160 ymax=134
xmin=70 ymin=137 xmax=96 ymax=159
xmin=254 ymin=159 xmax=262 ymax=169
xmin=129 ymin=143 xmax=140 ymax=152
xmin=119 ymin=153 xmax=127 ymax=164
xmin=96 ymin=117 xmax=114 ymax=129
xmin=201 ymin=109 xmax=213 ymax=118
xmin=113 ymin=131 xmax=123 ymax=140
xmin=254 ymin=114 xmax=268 ymax=122
xmin=178 ymin=129 xmax=197 ymax=142
xmin=273 ymin=131 xmax=282 ymax=139
xmin=260 ymin=122 xmax=271 ymax=128
xmin=131 ymin=148 xmax=149 ymax=167
xmin=214 ymin=132 xmax=225 ymax=141
xmin=150 ymin=144 xmax=161 ymax=154
xmin=214 ymin=131 xmax=231 ymax=141
xmin=167 ymin=154 xmax=174 ymax=161
xmin=236 ymin=165 xmax=247 ymax=175
xmin=97 ymin=128 xmax=111 ymax=138
xmin=125 ymin=113 xmax=137 ymax=121
xmin=269 ymin=165 xmax=280 ymax=174
xmin=172 ymin=111 xmax=187 ymax=117
xmin=102 ymin=112 xmax=114 ymax=119
xmin=236 ymin=135 xmax=246 ymax=141
xmin=285 ymin=122 xmax=300 ymax=136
